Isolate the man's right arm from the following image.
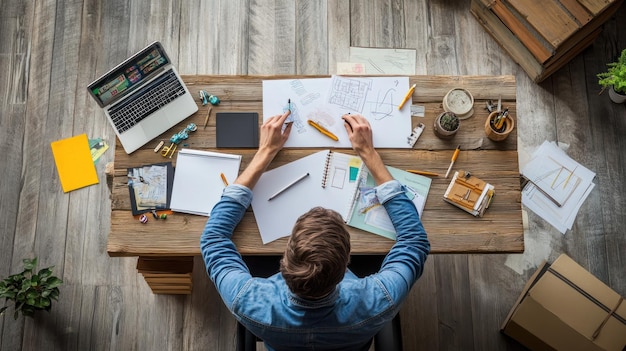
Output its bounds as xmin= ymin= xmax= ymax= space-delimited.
xmin=342 ymin=113 xmax=430 ymax=302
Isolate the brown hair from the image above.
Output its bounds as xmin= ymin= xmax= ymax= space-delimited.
xmin=280 ymin=207 xmax=351 ymax=300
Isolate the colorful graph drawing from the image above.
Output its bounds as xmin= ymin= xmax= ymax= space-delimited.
xmin=328 ymin=76 xmax=372 ymax=113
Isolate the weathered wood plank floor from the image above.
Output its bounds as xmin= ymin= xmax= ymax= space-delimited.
xmin=1 ymin=1 xmax=624 ymax=350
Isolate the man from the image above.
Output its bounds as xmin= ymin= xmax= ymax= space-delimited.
xmin=201 ymin=111 xmax=430 ymax=351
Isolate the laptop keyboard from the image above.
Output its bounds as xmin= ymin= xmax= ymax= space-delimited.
xmin=109 ymin=70 xmax=186 ymax=133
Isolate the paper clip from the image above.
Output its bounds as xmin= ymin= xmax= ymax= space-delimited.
xmin=407 ymin=123 xmax=425 ymax=147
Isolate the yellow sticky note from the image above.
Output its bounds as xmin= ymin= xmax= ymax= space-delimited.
xmin=50 ymin=134 xmax=99 ymax=192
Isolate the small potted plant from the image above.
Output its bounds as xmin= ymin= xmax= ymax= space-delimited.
xmin=485 ymin=109 xmax=515 ymax=141
xmin=597 ymin=48 xmax=626 ymax=103
xmin=0 ymin=258 xmax=62 ymax=320
xmin=434 ymin=111 xmax=460 ymax=139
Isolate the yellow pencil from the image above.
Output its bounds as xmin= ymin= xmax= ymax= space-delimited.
xmin=398 ymin=83 xmax=416 ymax=110
xmin=308 ymin=120 xmax=339 ymax=141
xmin=406 ymin=170 xmax=439 ymax=177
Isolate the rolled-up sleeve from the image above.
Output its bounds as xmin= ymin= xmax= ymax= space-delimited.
xmin=374 ymin=180 xmax=430 ymax=302
xmin=200 ymin=184 xmax=254 ymax=308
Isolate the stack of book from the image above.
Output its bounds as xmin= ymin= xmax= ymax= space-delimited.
xmin=443 ymin=170 xmax=495 ymax=217
xmin=471 ymin=0 xmax=623 ymax=82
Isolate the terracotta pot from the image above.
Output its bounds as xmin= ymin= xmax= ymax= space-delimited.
xmin=485 ymin=111 xmax=514 ymax=142
xmin=434 ymin=112 xmax=459 ymax=139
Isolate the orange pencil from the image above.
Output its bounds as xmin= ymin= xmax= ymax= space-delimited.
xmin=220 ymin=172 xmax=229 ymax=186
xmin=308 ymin=120 xmax=339 ymax=141
xmin=445 ymin=145 xmax=461 ymax=179
xmin=406 ymin=170 xmax=439 ymax=177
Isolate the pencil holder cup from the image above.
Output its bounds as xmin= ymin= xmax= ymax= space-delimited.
xmin=485 ymin=111 xmax=514 ymax=142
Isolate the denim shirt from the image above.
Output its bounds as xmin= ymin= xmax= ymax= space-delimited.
xmin=200 ymin=180 xmax=430 ymax=351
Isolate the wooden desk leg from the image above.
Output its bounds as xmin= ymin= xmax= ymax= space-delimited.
xmin=136 ymin=256 xmax=194 ymax=294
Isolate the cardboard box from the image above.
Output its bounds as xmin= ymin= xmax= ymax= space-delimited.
xmin=501 ymin=254 xmax=626 ymax=351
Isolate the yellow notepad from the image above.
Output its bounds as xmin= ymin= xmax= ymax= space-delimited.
xmin=50 ymin=134 xmax=99 ymax=192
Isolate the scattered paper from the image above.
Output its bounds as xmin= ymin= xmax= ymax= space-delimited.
xmin=50 ymin=134 xmax=99 ymax=192
xmin=521 ymin=141 xmax=596 ymax=234
xmin=338 ymin=47 xmax=417 ymax=75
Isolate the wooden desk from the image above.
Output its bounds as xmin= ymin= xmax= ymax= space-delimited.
xmin=107 ymin=75 xmax=523 ymax=294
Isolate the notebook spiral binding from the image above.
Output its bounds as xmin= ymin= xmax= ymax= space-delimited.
xmin=321 ymin=150 xmax=333 ymax=188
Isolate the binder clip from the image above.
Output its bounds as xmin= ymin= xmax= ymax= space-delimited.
xmin=199 ymin=90 xmax=220 ymax=106
xmin=407 ymin=123 xmax=425 ymax=147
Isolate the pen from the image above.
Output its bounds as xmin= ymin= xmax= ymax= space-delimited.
xmin=406 ymin=170 xmax=439 ymax=177
xmin=308 ymin=120 xmax=339 ymax=141
xmin=398 ymin=83 xmax=416 ymax=110
xmin=445 ymin=145 xmax=461 ymax=178
xmin=220 ymin=172 xmax=229 ymax=186
xmin=268 ymin=173 xmax=310 ymax=201
xmin=203 ymin=105 xmax=213 ymax=130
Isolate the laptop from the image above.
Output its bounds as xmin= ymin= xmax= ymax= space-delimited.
xmin=87 ymin=42 xmax=198 ymax=154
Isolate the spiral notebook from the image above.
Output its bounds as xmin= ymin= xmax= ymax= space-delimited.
xmin=251 ymin=150 xmax=431 ymax=243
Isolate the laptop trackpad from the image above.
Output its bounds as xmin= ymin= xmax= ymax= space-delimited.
xmin=140 ymin=120 xmax=168 ymax=140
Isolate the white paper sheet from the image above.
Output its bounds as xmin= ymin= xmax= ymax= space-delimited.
xmin=521 ymin=141 xmax=596 ymax=234
xmin=262 ymin=76 xmax=412 ymax=148
xmin=170 ymin=149 xmax=242 ymax=216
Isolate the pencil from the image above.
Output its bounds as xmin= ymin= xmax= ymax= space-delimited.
xmin=398 ymin=83 xmax=416 ymax=110
xmin=406 ymin=170 xmax=439 ymax=177
xmin=268 ymin=173 xmax=310 ymax=201
xmin=220 ymin=172 xmax=229 ymax=186
xmin=445 ymin=145 xmax=461 ymax=178
xmin=308 ymin=120 xmax=339 ymax=141
xmin=203 ymin=106 xmax=213 ymax=130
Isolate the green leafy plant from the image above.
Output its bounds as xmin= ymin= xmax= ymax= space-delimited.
xmin=597 ymin=48 xmax=626 ymax=94
xmin=0 ymin=258 xmax=62 ymax=320
xmin=439 ymin=112 xmax=459 ymax=131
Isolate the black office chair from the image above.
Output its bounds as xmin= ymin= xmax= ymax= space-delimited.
xmin=237 ymin=255 xmax=403 ymax=351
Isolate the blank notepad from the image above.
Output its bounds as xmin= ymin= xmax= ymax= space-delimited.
xmin=216 ymin=112 xmax=259 ymax=148
xmin=50 ymin=133 xmax=99 ymax=193
xmin=170 ymin=149 xmax=242 ymax=216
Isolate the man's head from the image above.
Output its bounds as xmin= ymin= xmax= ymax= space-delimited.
xmin=280 ymin=207 xmax=351 ymax=300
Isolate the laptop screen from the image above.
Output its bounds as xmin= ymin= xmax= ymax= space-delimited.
xmin=88 ymin=42 xmax=171 ymax=106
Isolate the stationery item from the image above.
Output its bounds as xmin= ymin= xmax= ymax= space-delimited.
xmin=443 ymin=170 xmax=494 ymax=217
xmin=347 ymin=47 xmax=417 ymax=75
xmin=220 ymin=172 xmax=229 ymax=187
xmin=268 ymin=173 xmax=310 ymax=201
xmin=407 ymin=123 xmax=424 ymax=147
xmin=308 ymin=120 xmax=339 ymax=141
xmin=348 ymin=166 xmax=431 ymax=240
xmin=203 ymin=106 xmax=213 ymax=130
xmin=50 ymin=133 xmax=99 ymax=192
xmin=445 ymin=145 xmax=461 ymax=178
xmin=88 ymin=138 xmax=109 ymax=163
xmin=520 ymin=141 xmax=596 ymax=233
xmin=170 ymin=149 xmax=242 ymax=216
xmin=216 ymin=112 xmax=259 ymax=148
xmin=86 ymin=41 xmax=198 ymax=154
xmin=127 ymin=162 xmax=174 ymax=215
xmin=398 ymin=83 xmax=416 ymax=110
xmin=251 ymin=150 xmax=432 ymax=243
xmin=262 ymin=76 xmax=412 ymax=148
xmin=406 ymin=170 xmax=438 ymax=177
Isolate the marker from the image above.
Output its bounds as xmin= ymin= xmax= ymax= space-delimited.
xmin=308 ymin=120 xmax=339 ymax=141
xmin=445 ymin=145 xmax=461 ymax=178
xmin=406 ymin=170 xmax=439 ymax=177
xmin=220 ymin=172 xmax=229 ymax=186
xmin=398 ymin=83 xmax=416 ymax=110
xmin=268 ymin=173 xmax=310 ymax=201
